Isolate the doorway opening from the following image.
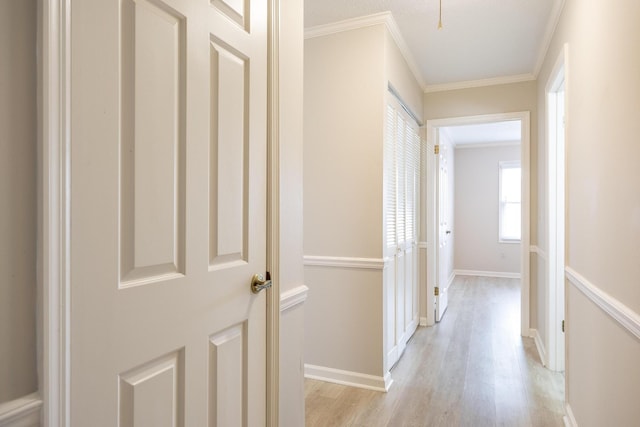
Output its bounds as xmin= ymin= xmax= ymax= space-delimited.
xmin=424 ymin=112 xmax=531 ymax=337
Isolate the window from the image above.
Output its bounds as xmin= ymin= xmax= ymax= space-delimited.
xmin=499 ymin=161 xmax=521 ymax=242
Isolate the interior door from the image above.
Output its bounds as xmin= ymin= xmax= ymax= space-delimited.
xmin=384 ymin=98 xmax=420 ymax=368
xmin=435 ymin=140 xmax=450 ymax=321
xmin=70 ymin=0 xmax=268 ymax=425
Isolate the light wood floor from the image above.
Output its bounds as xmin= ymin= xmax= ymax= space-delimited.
xmin=305 ymin=276 xmax=565 ymax=427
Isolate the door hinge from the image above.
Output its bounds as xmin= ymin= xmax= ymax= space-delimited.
xmin=434 ymin=145 xmax=440 ymax=155
xmin=562 ymin=320 xmax=565 ymax=333
xmin=434 ymin=286 xmax=440 ymax=296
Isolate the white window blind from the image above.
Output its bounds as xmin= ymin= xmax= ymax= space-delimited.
xmin=384 ymin=105 xmax=397 ymax=249
xmin=406 ymin=126 xmax=419 ymax=243
xmin=396 ymin=116 xmax=406 ymax=247
xmin=384 ymin=101 xmax=421 ymax=251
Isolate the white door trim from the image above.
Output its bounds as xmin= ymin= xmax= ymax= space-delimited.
xmin=545 ymin=44 xmax=569 ymax=373
xmin=266 ymin=0 xmax=281 ymax=424
xmin=40 ymin=0 xmax=71 ymax=425
xmin=424 ymin=112 xmax=531 ymax=336
xmin=40 ymin=0 xmax=281 ymax=424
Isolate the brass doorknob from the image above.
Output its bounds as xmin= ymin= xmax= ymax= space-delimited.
xmin=251 ymin=273 xmax=272 ymax=294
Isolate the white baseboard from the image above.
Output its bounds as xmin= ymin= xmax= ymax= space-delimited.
xmin=454 ymin=269 xmax=521 ymax=279
xmin=386 ymin=345 xmax=398 ymax=372
xmin=0 ymin=393 xmax=42 ymax=427
xmin=304 ymin=364 xmax=393 ymax=392
xmin=280 ymin=285 xmax=309 ymax=312
xmin=564 ymin=403 xmax=578 ymax=426
xmin=419 ymin=317 xmax=428 ymax=326
xmin=531 ymin=328 xmax=547 ymax=367
xmin=447 ymin=271 xmax=456 ymax=287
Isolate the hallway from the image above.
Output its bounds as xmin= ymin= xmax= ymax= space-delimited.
xmin=305 ymin=276 xmax=565 ymax=426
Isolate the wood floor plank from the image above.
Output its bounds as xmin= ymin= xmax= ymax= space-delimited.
xmin=304 ymin=276 xmax=566 ymax=426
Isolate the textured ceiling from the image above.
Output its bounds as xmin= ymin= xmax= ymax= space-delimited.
xmin=305 ymin=0 xmax=559 ymax=89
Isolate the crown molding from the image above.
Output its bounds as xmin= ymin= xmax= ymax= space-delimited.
xmin=424 ymin=73 xmax=536 ymax=94
xmin=533 ymin=0 xmax=566 ymax=78
xmin=383 ymin=13 xmax=427 ymax=90
xmin=304 ymin=12 xmax=427 ymax=91
xmin=304 ymin=11 xmax=389 ymax=39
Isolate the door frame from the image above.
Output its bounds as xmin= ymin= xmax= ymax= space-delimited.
xmin=545 ymin=44 xmax=569 ymax=373
xmin=39 ymin=0 xmax=282 ymax=425
xmin=424 ymin=112 xmax=531 ymax=336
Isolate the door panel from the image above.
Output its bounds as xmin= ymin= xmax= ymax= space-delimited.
xmin=119 ymin=350 xmax=185 ymax=427
xmin=70 ymin=0 xmax=267 ymax=425
xmin=435 ymin=141 xmax=450 ymax=321
xmin=209 ymin=38 xmax=250 ymax=268
xmin=120 ymin=0 xmax=186 ymax=287
xmin=208 ymin=323 xmax=246 ymax=426
xmin=384 ymin=98 xmax=420 ymax=367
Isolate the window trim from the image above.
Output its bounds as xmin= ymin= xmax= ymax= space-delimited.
xmin=498 ymin=160 xmax=522 ymax=243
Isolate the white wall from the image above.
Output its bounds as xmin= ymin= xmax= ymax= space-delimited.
xmin=279 ymin=0 xmax=306 ymax=424
xmin=454 ymin=144 xmax=521 ymax=274
xmin=536 ymin=1 xmax=640 ymax=424
xmin=0 ymin=0 xmax=38 ymax=404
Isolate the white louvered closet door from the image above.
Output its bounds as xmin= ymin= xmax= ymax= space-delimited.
xmin=383 ymin=96 xmax=420 ymax=370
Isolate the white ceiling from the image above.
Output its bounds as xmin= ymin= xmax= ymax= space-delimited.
xmin=443 ymin=120 xmax=521 ymax=146
xmin=305 ymin=0 xmax=560 ymax=90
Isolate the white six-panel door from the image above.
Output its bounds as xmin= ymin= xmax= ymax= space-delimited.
xmin=70 ymin=0 xmax=268 ymax=425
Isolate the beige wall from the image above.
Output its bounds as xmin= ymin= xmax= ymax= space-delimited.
xmin=279 ymin=0 xmax=305 ymax=295
xmin=304 ymin=22 xmax=424 ymax=382
xmin=304 ymin=25 xmax=385 ymax=258
xmin=304 ymin=24 xmax=386 ymax=378
xmin=424 ymin=81 xmax=538 ymax=328
xmin=305 ymin=267 xmax=384 ymax=376
xmin=0 ymin=0 xmax=38 ymax=404
xmin=454 ymin=145 xmax=521 ymax=274
xmin=384 ymin=31 xmax=423 ymax=120
xmin=279 ymin=0 xmax=306 ymax=424
xmin=536 ymin=0 xmax=640 ymax=424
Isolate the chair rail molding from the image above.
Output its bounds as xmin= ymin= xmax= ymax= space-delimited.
xmin=566 ymin=267 xmax=640 ymax=341
xmin=303 ymin=255 xmax=389 ymax=270
xmin=280 ymin=285 xmax=308 ymax=312
xmin=529 ymin=245 xmax=547 ymax=261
